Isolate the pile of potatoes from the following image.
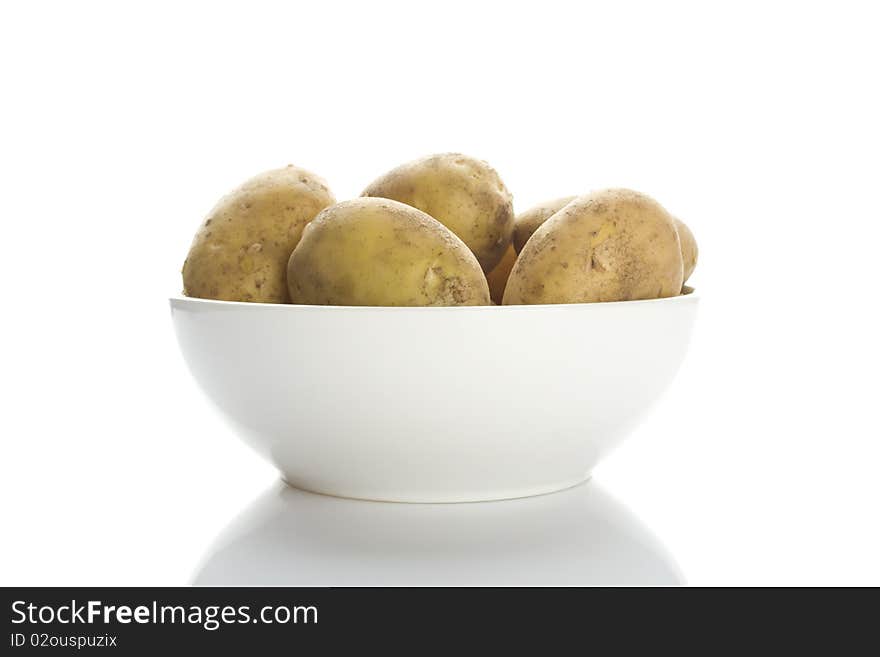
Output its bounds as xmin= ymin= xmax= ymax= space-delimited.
xmin=182 ymin=154 xmax=698 ymax=306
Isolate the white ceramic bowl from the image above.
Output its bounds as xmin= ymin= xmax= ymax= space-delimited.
xmin=171 ymin=293 xmax=698 ymax=503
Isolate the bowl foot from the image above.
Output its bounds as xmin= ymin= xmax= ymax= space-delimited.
xmin=278 ymin=473 xmax=593 ymax=504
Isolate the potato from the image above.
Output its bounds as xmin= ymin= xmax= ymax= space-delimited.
xmin=513 ymin=196 xmax=576 ymax=253
xmin=361 ymin=153 xmax=514 ymax=272
xmin=287 ymin=198 xmax=490 ymax=306
xmin=674 ymin=218 xmax=698 ymax=284
xmin=182 ymin=165 xmax=335 ymax=303
xmin=503 ymin=189 xmax=683 ymax=305
xmin=486 ymin=244 xmax=517 ymax=304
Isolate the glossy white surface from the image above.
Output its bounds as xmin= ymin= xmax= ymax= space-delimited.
xmin=171 ymin=294 xmax=698 ymax=502
xmin=193 ymin=479 xmax=684 ymax=586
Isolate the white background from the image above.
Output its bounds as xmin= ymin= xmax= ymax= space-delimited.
xmin=1 ymin=0 xmax=878 ymax=585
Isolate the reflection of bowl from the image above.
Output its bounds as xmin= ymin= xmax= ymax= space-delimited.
xmin=170 ymin=292 xmax=698 ymax=502
xmin=193 ymin=480 xmax=684 ymax=585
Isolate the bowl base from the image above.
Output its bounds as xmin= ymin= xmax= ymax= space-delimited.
xmin=278 ymin=473 xmax=593 ymax=504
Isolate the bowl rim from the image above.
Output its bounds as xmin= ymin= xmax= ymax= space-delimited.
xmin=170 ymin=287 xmax=698 ymax=311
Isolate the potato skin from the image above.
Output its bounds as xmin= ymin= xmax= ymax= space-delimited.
xmin=513 ymin=196 xmax=576 ymax=253
xmin=361 ymin=153 xmax=514 ymax=272
xmin=287 ymin=198 xmax=490 ymax=306
xmin=503 ymin=189 xmax=684 ymax=305
xmin=486 ymin=244 xmax=517 ymax=304
xmin=674 ymin=218 xmax=698 ymax=284
xmin=182 ymin=165 xmax=335 ymax=303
